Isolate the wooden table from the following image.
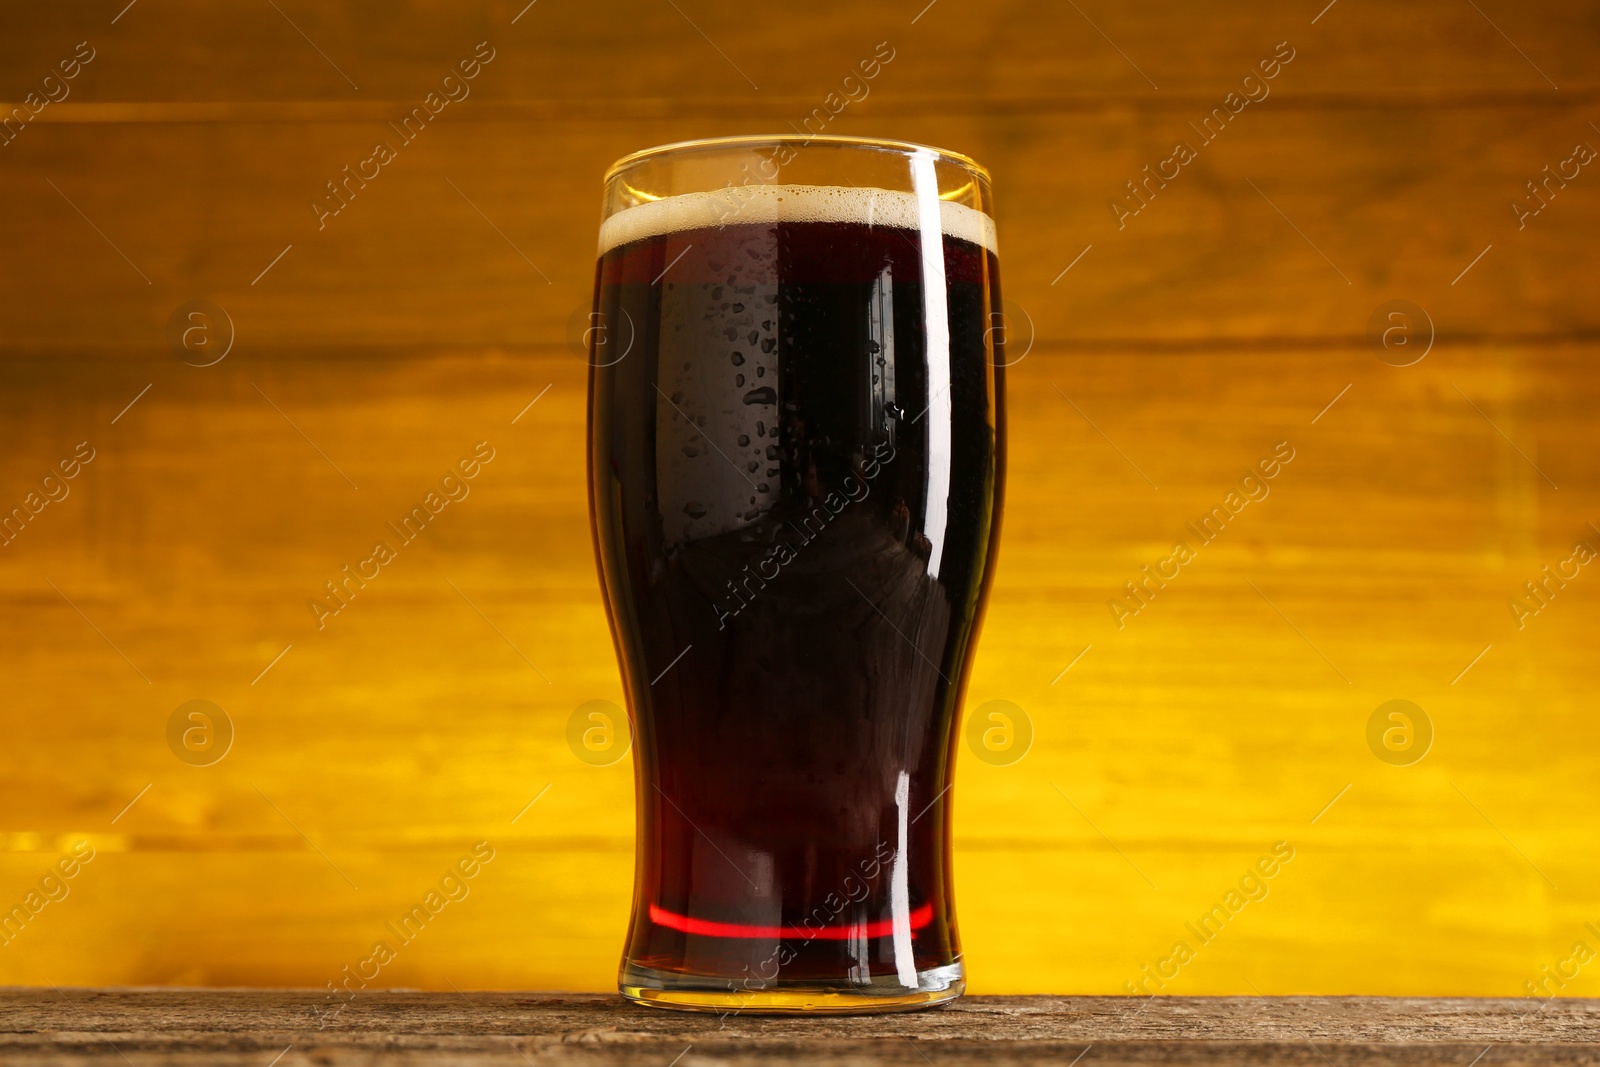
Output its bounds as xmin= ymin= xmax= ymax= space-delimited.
xmin=7 ymin=992 xmax=1598 ymax=1064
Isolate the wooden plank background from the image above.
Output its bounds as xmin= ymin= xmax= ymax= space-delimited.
xmin=1 ymin=0 xmax=1597 ymax=997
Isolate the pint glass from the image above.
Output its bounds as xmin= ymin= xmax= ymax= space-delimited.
xmin=586 ymin=136 xmax=1005 ymax=1013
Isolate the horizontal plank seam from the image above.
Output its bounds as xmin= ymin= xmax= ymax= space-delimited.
xmin=6 ymin=92 xmax=1600 ymax=122
xmin=4 ymin=333 xmax=1599 ymax=359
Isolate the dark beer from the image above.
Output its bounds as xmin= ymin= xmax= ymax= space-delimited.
xmin=588 ymin=182 xmax=1004 ymax=1011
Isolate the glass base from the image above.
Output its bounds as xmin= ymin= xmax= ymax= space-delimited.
xmin=620 ymin=960 xmax=964 ymax=1015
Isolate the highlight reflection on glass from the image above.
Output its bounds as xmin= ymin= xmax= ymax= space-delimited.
xmin=587 ymin=136 xmax=1005 ymax=1013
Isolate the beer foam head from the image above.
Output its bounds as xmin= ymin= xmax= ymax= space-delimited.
xmin=599 ymin=184 xmax=998 ymax=256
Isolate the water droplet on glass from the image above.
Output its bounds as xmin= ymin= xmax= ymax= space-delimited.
xmin=743 ymin=386 xmax=777 ymax=405
xmin=738 ymin=434 xmax=750 ymax=446
xmin=683 ymin=501 xmax=707 ymax=519
xmin=731 ymin=352 xmax=745 ymax=365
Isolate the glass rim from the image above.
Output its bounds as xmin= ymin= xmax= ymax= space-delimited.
xmin=602 ymin=134 xmax=992 ymax=184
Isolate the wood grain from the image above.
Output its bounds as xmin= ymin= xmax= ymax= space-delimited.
xmin=1 ymin=0 xmax=1593 ymax=104
xmin=2 ymin=106 xmax=1598 ymax=348
xmin=0 ymin=0 xmax=1597 ymax=998
xmin=5 ymin=992 xmax=1600 ymax=1065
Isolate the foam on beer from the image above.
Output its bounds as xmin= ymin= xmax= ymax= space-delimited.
xmin=599 ymin=184 xmax=998 ymax=256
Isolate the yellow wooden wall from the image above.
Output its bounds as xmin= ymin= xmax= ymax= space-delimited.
xmin=1 ymin=0 xmax=1597 ymax=996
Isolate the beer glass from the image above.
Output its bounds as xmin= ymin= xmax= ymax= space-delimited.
xmin=586 ymin=136 xmax=1005 ymax=1013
